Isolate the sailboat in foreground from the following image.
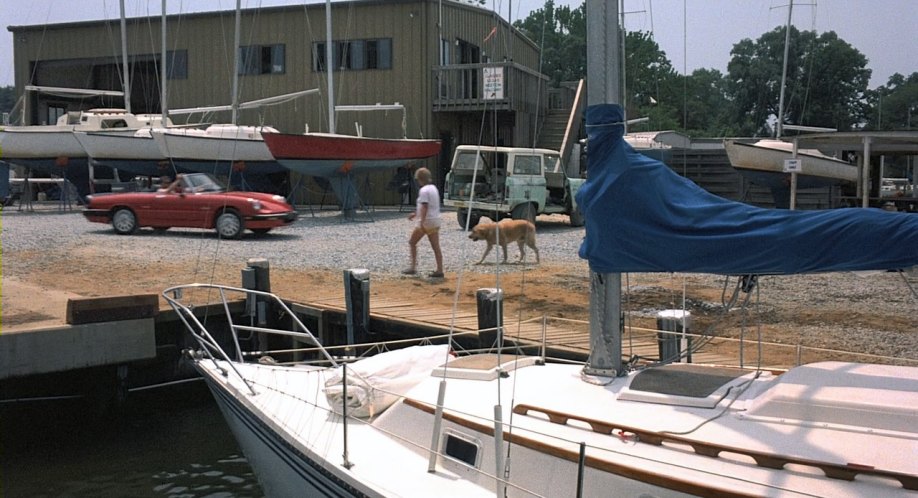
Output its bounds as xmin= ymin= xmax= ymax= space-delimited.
xmin=167 ymin=103 xmax=917 ymax=497
xmin=166 ymin=1 xmax=917 ymax=496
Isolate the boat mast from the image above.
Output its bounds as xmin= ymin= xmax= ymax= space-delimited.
xmin=161 ymin=0 xmax=168 ymax=119
xmin=119 ymin=0 xmax=131 ymax=113
xmin=325 ymin=0 xmax=336 ymax=134
xmin=776 ymin=0 xmax=793 ymax=138
xmin=584 ymin=0 xmax=622 ymax=377
xmin=231 ymin=0 xmax=241 ymax=125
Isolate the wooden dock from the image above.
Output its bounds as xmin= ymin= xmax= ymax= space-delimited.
xmin=300 ymin=294 xmax=733 ymax=365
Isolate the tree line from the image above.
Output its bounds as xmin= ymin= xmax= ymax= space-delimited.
xmin=514 ymin=0 xmax=917 ymax=138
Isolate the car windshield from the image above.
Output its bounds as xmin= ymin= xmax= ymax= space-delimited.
xmin=183 ymin=173 xmax=225 ymax=193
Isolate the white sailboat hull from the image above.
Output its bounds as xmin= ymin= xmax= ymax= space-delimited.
xmin=0 ymin=126 xmax=85 ymax=160
xmin=151 ymin=126 xmax=276 ymax=163
xmin=75 ymin=129 xmax=165 ymax=161
xmin=725 ymin=139 xmax=858 ymax=188
xmin=74 ymin=129 xmax=173 ymax=177
xmin=193 ymin=354 xmax=917 ymax=498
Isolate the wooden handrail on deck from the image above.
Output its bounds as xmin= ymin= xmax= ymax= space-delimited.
xmin=512 ymin=403 xmax=917 ymax=491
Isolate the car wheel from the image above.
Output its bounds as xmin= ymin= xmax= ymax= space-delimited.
xmin=511 ymin=203 xmax=536 ymax=224
xmin=252 ymin=228 xmax=271 ymax=237
xmin=112 ymin=208 xmax=138 ymax=235
xmin=216 ymin=211 xmax=243 ymax=239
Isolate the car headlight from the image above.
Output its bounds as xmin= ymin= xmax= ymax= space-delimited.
xmin=248 ymin=198 xmax=263 ymax=210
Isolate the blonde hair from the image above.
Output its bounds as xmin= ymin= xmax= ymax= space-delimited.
xmin=414 ymin=167 xmax=432 ymax=184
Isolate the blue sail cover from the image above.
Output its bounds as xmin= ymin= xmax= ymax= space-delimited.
xmin=577 ymin=104 xmax=918 ymax=275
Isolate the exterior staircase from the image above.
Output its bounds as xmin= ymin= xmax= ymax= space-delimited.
xmin=535 ymin=80 xmax=586 ymax=174
xmin=536 ymin=108 xmax=572 ymax=151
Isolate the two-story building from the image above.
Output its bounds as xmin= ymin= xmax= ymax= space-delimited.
xmin=7 ymin=0 xmax=568 ymax=205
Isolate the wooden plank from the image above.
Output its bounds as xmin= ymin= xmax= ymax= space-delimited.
xmin=66 ymin=294 xmax=159 ymax=325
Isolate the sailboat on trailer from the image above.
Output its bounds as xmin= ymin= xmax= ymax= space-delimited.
xmin=167 ymin=1 xmax=918 ymax=496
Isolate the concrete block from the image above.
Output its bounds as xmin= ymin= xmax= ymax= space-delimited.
xmin=0 ymin=318 xmax=156 ymax=380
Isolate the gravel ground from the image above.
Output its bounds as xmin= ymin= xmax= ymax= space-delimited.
xmin=0 ymin=207 xmax=586 ymax=276
xmin=2 ymin=204 xmax=916 ymax=363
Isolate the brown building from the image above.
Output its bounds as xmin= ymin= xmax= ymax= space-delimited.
xmin=7 ymin=0 xmax=559 ymax=205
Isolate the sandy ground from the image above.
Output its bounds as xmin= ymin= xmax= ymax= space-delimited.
xmin=2 ymin=208 xmax=915 ymax=368
xmin=4 ymin=252 xmax=916 ymax=367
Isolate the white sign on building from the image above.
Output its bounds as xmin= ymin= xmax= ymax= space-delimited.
xmin=783 ymin=158 xmax=802 ymax=173
xmin=483 ymin=67 xmax=504 ymax=100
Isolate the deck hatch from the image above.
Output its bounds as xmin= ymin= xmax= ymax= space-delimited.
xmin=432 ymin=354 xmax=539 ymax=381
xmin=619 ymin=364 xmax=759 ymax=408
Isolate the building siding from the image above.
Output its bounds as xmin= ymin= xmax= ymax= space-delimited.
xmin=8 ymin=0 xmax=545 ymax=204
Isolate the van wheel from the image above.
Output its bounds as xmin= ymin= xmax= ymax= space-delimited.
xmin=569 ymin=206 xmax=585 ymax=227
xmin=457 ymin=210 xmax=481 ymax=230
xmin=511 ymin=203 xmax=536 ymax=224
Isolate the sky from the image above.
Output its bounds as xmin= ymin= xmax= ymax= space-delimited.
xmin=1 ymin=0 xmax=915 ymax=89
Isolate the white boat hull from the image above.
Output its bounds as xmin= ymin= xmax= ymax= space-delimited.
xmin=0 ymin=126 xmax=85 ymax=160
xmin=724 ymin=139 xmax=858 ymax=189
xmin=74 ymin=130 xmax=172 ymax=177
xmin=195 ymin=360 xmax=702 ymax=498
xmin=192 ymin=355 xmax=917 ymax=498
xmin=75 ymin=129 xmax=165 ymax=161
xmin=203 ymin=374 xmax=368 ymax=497
xmin=151 ymin=126 xmax=276 ymax=163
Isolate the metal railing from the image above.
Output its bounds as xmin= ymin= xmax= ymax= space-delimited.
xmin=163 ymin=283 xmax=338 ymax=393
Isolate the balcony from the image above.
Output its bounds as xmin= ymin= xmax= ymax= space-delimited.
xmin=432 ymin=62 xmax=549 ymax=115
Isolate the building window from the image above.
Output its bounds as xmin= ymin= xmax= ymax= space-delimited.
xmin=440 ymin=38 xmax=451 ymax=65
xmin=313 ymin=38 xmax=391 ymax=72
xmin=239 ymin=44 xmax=285 ymax=75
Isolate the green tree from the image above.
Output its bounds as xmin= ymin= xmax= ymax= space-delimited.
xmin=622 ymin=31 xmax=681 ymax=131
xmin=864 ymin=72 xmax=918 ymax=131
xmin=514 ymin=1 xmax=586 ymax=85
xmin=726 ymin=26 xmax=870 ymax=136
xmin=678 ymin=68 xmax=735 ymax=137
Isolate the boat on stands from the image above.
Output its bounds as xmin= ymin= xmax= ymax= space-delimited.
xmin=150 ymin=124 xmax=285 ymax=176
xmin=724 ymin=138 xmax=858 ymax=189
xmin=167 ymin=103 xmax=918 ymax=498
xmin=262 ymin=132 xmax=442 ymax=178
xmin=0 ymin=106 xmax=170 ymax=197
xmin=262 ymin=132 xmax=441 ymax=212
xmin=624 ymin=130 xmax=690 ymax=163
xmin=74 ymin=127 xmax=174 ymax=179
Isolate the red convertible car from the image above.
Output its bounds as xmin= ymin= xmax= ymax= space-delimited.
xmin=83 ymin=173 xmax=297 ymax=238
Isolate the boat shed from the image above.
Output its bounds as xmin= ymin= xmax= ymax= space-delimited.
xmin=5 ymin=0 xmax=559 ymax=205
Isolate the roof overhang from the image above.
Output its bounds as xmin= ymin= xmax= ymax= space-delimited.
xmin=791 ymin=131 xmax=918 ymax=156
